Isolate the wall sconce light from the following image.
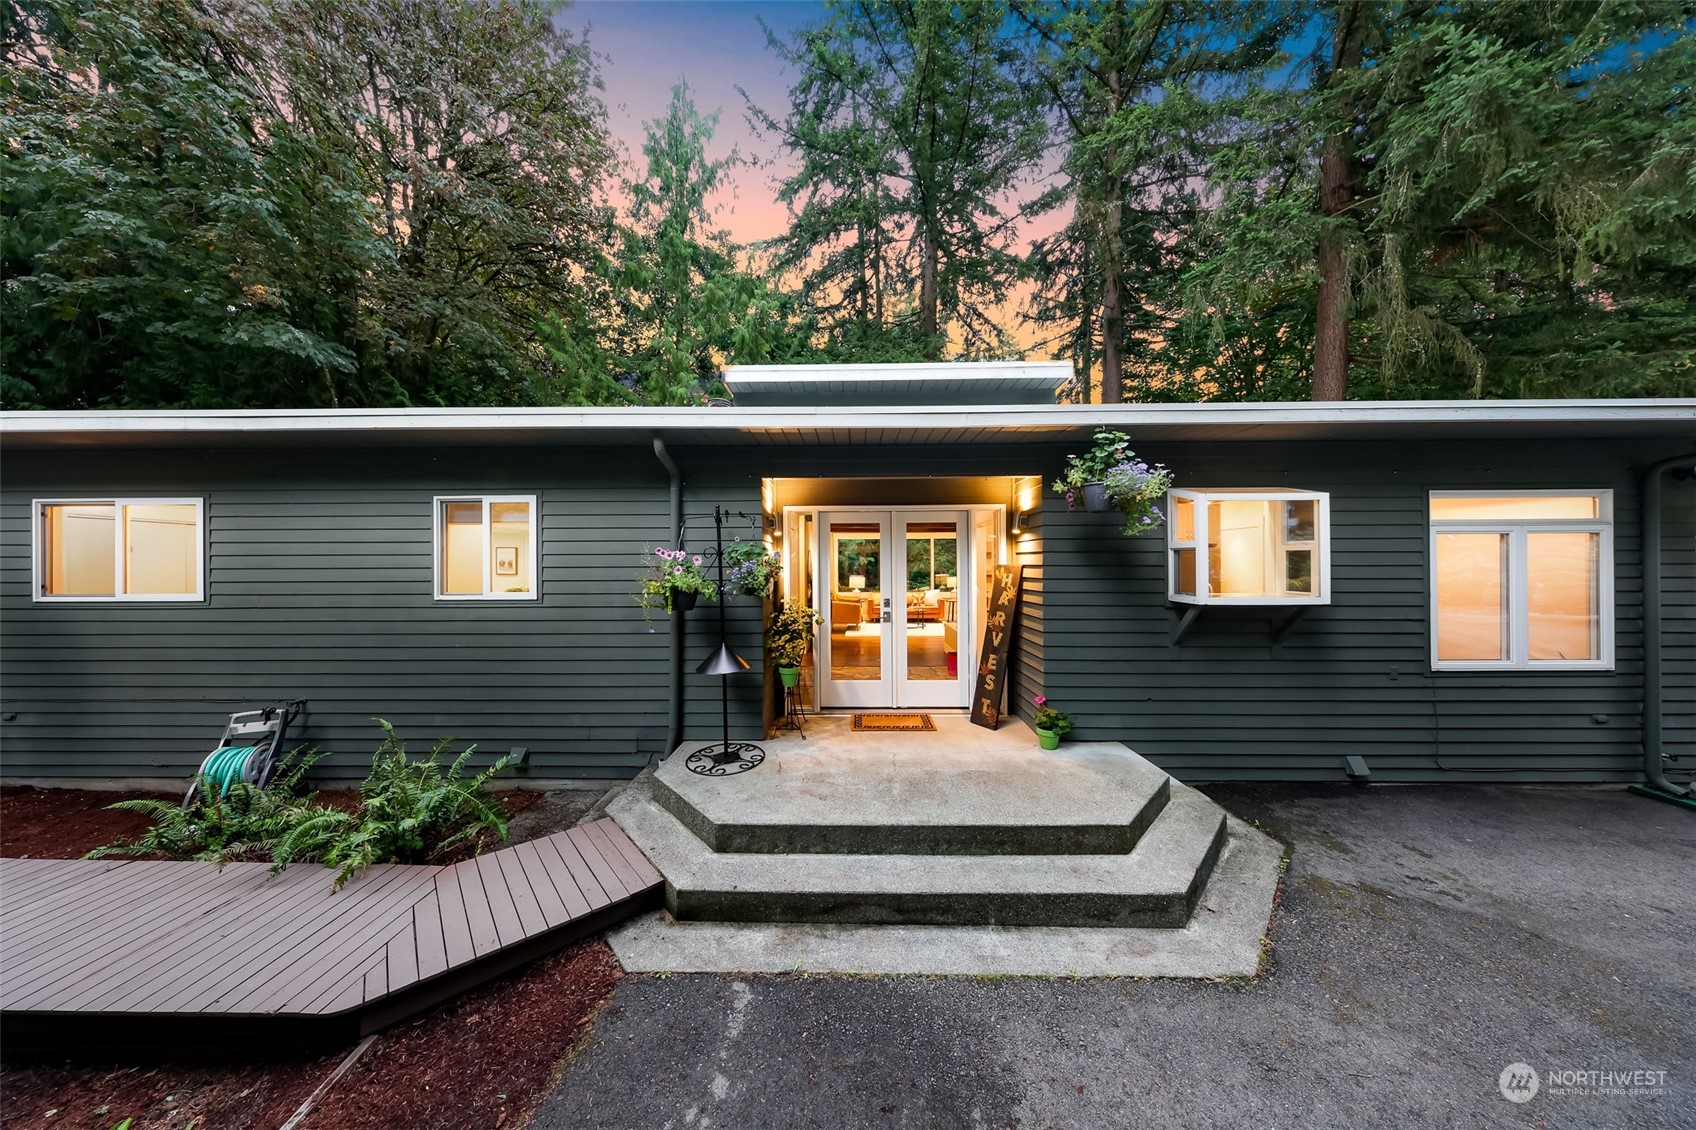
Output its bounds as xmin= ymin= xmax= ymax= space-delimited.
xmin=1011 ymin=509 xmax=1027 ymax=536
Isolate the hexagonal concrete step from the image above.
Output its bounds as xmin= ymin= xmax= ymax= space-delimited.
xmin=609 ymin=781 xmax=1227 ymax=929
xmin=651 ymin=737 xmax=1174 ymax=856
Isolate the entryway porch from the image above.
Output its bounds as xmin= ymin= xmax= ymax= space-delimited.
xmin=604 ymin=717 xmax=1283 ymax=977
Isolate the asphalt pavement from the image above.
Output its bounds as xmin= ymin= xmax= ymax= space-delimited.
xmin=530 ymin=783 xmax=1694 ymax=1130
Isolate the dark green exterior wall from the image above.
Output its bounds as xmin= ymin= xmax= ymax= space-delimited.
xmin=2 ymin=434 xmax=1689 ymax=785
xmin=1040 ymin=437 xmax=1694 ymax=782
xmin=0 ymin=445 xmax=764 ymax=783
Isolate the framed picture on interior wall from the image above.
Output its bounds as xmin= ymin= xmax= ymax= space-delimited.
xmin=495 ymin=546 xmax=518 ymax=576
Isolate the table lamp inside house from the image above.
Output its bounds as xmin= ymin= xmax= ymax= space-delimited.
xmin=848 ymin=574 xmax=866 ymax=591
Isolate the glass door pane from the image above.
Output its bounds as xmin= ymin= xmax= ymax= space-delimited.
xmin=900 ymin=511 xmax=971 ymax=709
xmin=819 ymin=513 xmax=891 ymax=708
xmin=904 ymin=520 xmax=957 ymax=682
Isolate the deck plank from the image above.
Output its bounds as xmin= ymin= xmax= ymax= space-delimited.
xmin=6 ymin=864 xmax=288 ymax=1011
xmin=530 ymin=838 xmax=594 ymax=919
xmin=412 ymin=892 xmax=449 ymax=981
xmin=216 ymin=868 xmax=430 ymax=1015
xmin=599 ymin=823 xmax=666 ymax=887
xmin=580 ymin=820 xmax=648 ymax=894
xmin=451 ymin=858 xmax=503 ymax=958
xmin=114 ymin=863 xmax=401 ymax=1015
xmin=511 ymin=840 xmax=571 ymax=928
xmin=474 ymin=853 xmax=524 ymax=947
xmin=115 ymin=865 xmax=409 ymax=1015
xmin=434 ymin=866 xmax=476 ymax=969
xmin=564 ymin=825 xmax=629 ymax=900
xmin=542 ymin=833 xmax=610 ymax=907
xmin=385 ymin=913 xmax=419 ymax=993
xmin=494 ymin=847 xmax=548 ymax=936
xmin=2 ymin=860 xmax=194 ymax=956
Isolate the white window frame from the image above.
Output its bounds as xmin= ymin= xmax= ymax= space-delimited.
xmin=32 ymin=497 xmax=206 ymax=602
xmin=433 ymin=494 xmax=539 ymax=601
xmin=1167 ymin=488 xmax=1332 ymax=606
xmin=1428 ymin=489 xmax=1614 ymax=672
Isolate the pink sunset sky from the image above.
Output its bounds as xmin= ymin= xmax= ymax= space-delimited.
xmin=559 ymin=1 xmax=824 ymax=245
xmin=557 ymin=0 xmax=1067 ymax=358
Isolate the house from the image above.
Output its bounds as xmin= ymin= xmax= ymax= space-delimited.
xmin=2 ymin=364 xmax=1692 ymax=790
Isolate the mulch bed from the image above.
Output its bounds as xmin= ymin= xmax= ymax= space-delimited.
xmin=1 ymin=786 xmax=180 ymax=859
xmin=0 ymin=786 xmax=542 ymax=861
xmin=0 ymin=786 xmax=620 ymax=1130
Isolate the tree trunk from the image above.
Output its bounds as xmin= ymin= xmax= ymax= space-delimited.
xmin=1312 ymin=3 xmax=1365 ymax=402
xmin=1099 ymin=60 xmax=1125 ymax=405
xmin=920 ymin=221 xmax=940 ymax=351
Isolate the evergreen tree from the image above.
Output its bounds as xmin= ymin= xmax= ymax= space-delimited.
xmin=1013 ymin=0 xmax=1289 ymax=402
xmin=750 ymin=0 xmax=1048 ymax=359
xmin=1190 ymin=0 xmax=1695 ymax=400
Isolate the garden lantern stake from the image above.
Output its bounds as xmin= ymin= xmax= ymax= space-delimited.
xmin=686 ymin=506 xmax=766 ymax=776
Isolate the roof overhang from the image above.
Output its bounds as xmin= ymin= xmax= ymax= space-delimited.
xmin=2 ymin=400 xmax=1692 ymax=451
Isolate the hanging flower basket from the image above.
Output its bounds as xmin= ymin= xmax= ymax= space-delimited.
xmin=723 ymin=538 xmax=781 ymax=598
xmin=1054 ymin=429 xmax=1174 ymax=536
xmin=635 ymin=546 xmax=717 ymax=618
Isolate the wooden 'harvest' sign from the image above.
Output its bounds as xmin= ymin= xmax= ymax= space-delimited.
xmin=970 ymin=564 xmax=1022 ymax=729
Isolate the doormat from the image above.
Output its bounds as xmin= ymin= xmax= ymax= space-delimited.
xmin=851 ymin=713 xmax=936 ymax=732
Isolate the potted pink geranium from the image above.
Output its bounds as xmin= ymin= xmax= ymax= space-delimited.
xmin=1032 ymin=695 xmax=1074 ymax=750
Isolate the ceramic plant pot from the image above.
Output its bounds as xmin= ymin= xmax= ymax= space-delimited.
xmin=1081 ymin=482 xmax=1112 ymax=512
xmin=778 ymin=666 xmax=802 ymax=688
xmin=1035 ymin=726 xmax=1060 ymax=750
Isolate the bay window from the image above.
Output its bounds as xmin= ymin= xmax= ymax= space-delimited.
xmin=1168 ymin=489 xmax=1331 ymax=605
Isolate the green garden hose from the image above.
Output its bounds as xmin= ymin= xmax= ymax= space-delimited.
xmin=200 ymin=745 xmax=260 ymax=796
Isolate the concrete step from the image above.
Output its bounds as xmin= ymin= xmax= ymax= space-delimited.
xmin=651 ymin=739 xmax=1174 ymax=856
xmin=609 ymin=782 xmax=1228 ymax=929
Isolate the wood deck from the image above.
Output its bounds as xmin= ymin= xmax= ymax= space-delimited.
xmin=0 ymin=819 xmax=662 ymax=1057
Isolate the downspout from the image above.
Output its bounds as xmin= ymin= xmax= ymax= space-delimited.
xmin=654 ymin=438 xmax=684 ymax=758
xmin=1640 ymin=451 xmax=1695 ymax=797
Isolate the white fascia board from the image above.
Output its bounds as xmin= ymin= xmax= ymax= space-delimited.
xmin=2 ymin=398 xmax=1693 ymax=444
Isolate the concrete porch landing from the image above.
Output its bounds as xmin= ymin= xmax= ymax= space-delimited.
xmin=652 ymin=715 xmax=1173 ymax=855
xmin=606 ymin=717 xmax=1283 ymax=976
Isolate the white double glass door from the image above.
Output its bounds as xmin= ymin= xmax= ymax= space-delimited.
xmin=816 ymin=510 xmax=971 ymax=710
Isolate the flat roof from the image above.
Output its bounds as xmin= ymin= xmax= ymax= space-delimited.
xmin=2 ymin=400 xmax=1692 ymax=450
xmin=722 ymin=362 xmax=1071 ymax=406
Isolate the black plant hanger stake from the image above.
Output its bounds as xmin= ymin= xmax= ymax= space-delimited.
xmin=686 ymin=506 xmax=766 ymax=776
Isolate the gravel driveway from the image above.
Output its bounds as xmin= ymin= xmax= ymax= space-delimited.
xmin=531 ymin=784 xmax=1694 ymax=1130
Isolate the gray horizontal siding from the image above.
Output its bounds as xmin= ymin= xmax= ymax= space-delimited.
xmin=1041 ymin=437 xmax=1693 ymax=784
xmin=0 ymin=447 xmax=763 ymax=783
xmin=1012 ymin=506 xmax=1044 ymax=729
xmin=3 ymin=435 xmax=1688 ymax=787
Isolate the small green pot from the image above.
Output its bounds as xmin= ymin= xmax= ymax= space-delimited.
xmin=778 ymin=666 xmax=802 ymax=688
xmin=1035 ymin=726 xmax=1060 ymax=750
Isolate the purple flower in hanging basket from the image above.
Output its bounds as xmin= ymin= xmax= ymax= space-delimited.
xmin=693 ymin=555 xmax=703 ymax=567
xmin=674 ymin=565 xmax=684 ymax=575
